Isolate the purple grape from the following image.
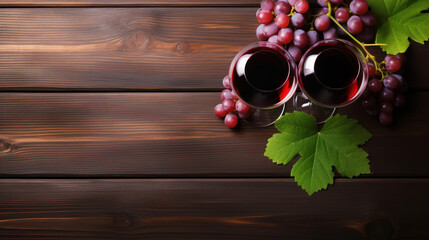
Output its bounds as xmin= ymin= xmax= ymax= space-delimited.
xmin=293 ymin=29 xmax=309 ymax=48
xmin=261 ymin=0 xmax=275 ymax=11
xmin=291 ymin=13 xmax=306 ymax=28
xmin=380 ymin=88 xmax=395 ymax=102
xmin=316 ymin=7 xmax=329 ymax=15
xmin=361 ymin=11 xmax=377 ymax=26
xmin=307 ymin=30 xmax=319 ymax=46
xmin=335 ymin=7 xmax=350 ymax=23
xmin=268 ymin=35 xmax=283 ymax=45
xmin=288 ymin=45 xmax=303 ymax=62
xmin=263 ymin=22 xmax=280 ymax=38
xmin=381 ymin=102 xmax=394 ymax=114
xmin=323 ymin=27 xmax=338 ymax=39
xmin=278 ymin=28 xmax=294 ymax=44
xmin=358 ymin=27 xmax=375 ymax=42
xmin=393 ymin=94 xmax=406 ymax=107
xmin=383 ymin=75 xmax=400 ymax=90
xmin=336 ymin=23 xmax=348 ymax=37
xmin=315 ymin=15 xmax=331 ymax=31
xmin=379 ymin=112 xmax=393 ymax=125
xmin=350 ymin=0 xmax=369 ymax=15
xmin=362 ymin=95 xmax=377 ymax=109
xmin=220 ymin=89 xmax=232 ymax=100
xmin=368 ymin=63 xmax=375 ymax=77
xmin=396 ymin=53 xmax=407 ymax=64
xmin=330 ymin=0 xmax=344 ymax=3
xmin=288 ymin=0 xmax=299 ymax=6
xmin=368 ymin=78 xmax=382 ymax=93
xmin=347 ymin=15 xmax=363 ymax=34
xmin=223 ymin=75 xmax=231 ymax=89
xmin=274 ymin=1 xmax=292 ymax=15
xmin=385 ymin=55 xmax=402 ymax=72
xmin=256 ymin=24 xmax=268 ymax=41
xmin=317 ymin=0 xmax=328 ymax=7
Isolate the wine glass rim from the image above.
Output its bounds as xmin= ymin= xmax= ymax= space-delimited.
xmin=297 ymin=38 xmax=369 ymax=108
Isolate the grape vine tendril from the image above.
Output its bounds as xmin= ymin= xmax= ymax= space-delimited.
xmin=325 ymin=0 xmax=387 ymax=80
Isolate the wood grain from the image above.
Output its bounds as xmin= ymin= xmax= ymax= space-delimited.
xmin=0 ymin=179 xmax=428 ymax=239
xmin=0 ymin=8 xmax=427 ymax=90
xmin=0 ymin=92 xmax=428 ymax=177
xmin=0 ymin=0 xmax=261 ymax=7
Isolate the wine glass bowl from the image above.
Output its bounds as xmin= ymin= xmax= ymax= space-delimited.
xmin=228 ymin=41 xmax=298 ymax=126
xmin=297 ymin=39 xmax=369 ymax=108
xmin=229 ymin=41 xmax=297 ymax=109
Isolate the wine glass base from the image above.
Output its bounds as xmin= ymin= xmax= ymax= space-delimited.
xmin=293 ymin=92 xmax=335 ymax=124
xmin=243 ymin=104 xmax=286 ymax=127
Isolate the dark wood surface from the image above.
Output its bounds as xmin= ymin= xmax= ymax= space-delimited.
xmin=0 ymin=1 xmax=428 ymax=239
xmin=0 ymin=92 xmax=428 ymax=177
xmin=1 ymin=179 xmax=428 ymax=239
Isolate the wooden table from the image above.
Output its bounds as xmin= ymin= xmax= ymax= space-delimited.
xmin=0 ymin=1 xmax=428 ymax=239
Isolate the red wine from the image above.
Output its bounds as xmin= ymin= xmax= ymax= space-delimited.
xmin=230 ymin=44 xmax=295 ymax=108
xmin=298 ymin=42 xmax=365 ymax=107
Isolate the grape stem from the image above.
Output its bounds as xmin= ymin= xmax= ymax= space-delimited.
xmin=325 ymin=0 xmax=387 ymax=79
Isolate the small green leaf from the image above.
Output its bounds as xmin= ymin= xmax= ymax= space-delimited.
xmin=265 ymin=111 xmax=372 ymax=196
xmin=367 ymin=0 xmax=429 ymax=54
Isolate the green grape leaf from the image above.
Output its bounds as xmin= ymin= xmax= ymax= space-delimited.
xmin=367 ymin=0 xmax=429 ymax=54
xmin=264 ymin=112 xmax=372 ymax=196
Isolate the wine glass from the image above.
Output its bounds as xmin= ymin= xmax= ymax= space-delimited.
xmin=294 ymin=39 xmax=369 ymax=123
xmin=229 ymin=41 xmax=298 ymax=127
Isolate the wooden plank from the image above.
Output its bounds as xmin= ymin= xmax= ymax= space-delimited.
xmin=0 ymin=179 xmax=428 ymax=239
xmin=0 ymin=8 xmax=427 ymax=90
xmin=0 ymin=0 xmax=261 ymax=7
xmin=0 ymin=92 xmax=428 ymax=177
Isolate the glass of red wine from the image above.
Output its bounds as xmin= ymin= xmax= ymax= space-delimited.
xmin=229 ymin=41 xmax=297 ymax=127
xmin=294 ymin=39 xmax=369 ymax=123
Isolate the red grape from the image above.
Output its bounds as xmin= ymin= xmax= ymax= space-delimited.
xmin=275 ymin=14 xmax=290 ymax=28
xmin=368 ymin=63 xmax=375 ymax=77
xmin=222 ymin=99 xmax=236 ymax=113
xmin=379 ymin=112 xmax=393 ymax=125
xmin=350 ymin=0 xmax=369 ymax=15
xmin=256 ymin=24 xmax=268 ymax=40
xmin=224 ymin=113 xmax=239 ymax=128
xmin=235 ymin=100 xmax=250 ymax=114
xmin=383 ymin=75 xmax=400 ymax=89
xmin=214 ymin=104 xmax=227 ymax=118
xmin=223 ymin=75 xmax=231 ymax=89
xmin=257 ymin=9 xmax=273 ymax=24
xmin=385 ymin=55 xmax=402 ymax=72
xmin=314 ymin=14 xmax=330 ymax=31
xmin=268 ymin=35 xmax=283 ymax=45
xmin=293 ymin=29 xmax=309 ymax=49
xmin=263 ymin=22 xmax=280 ymax=38
xmin=335 ymin=7 xmax=350 ymax=23
xmin=278 ymin=28 xmax=294 ymax=44
xmin=291 ymin=13 xmax=305 ymax=28
xmin=361 ymin=11 xmax=377 ymax=26
xmin=274 ymin=1 xmax=292 ymax=15
xmin=288 ymin=45 xmax=303 ymax=62
xmin=380 ymin=102 xmax=393 ymax=114
xmin=295 ymin=0 xmax=309 ymax=13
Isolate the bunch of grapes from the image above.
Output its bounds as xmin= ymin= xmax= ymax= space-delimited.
xmin=215 ymin=0 xmax=407 ymax=128
xmin=214 ymin=76 xmax=251 ymax=128
xmin=362 ymin=54 xmax=407 ymax=125
xmin=315 ymin=0 xmax=377 ymax=43
xmin=256 ymin=0 xmax=377 ymax=64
